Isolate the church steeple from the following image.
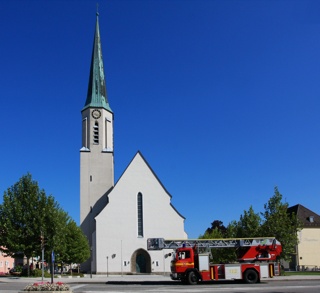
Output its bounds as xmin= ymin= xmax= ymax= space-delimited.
xmin=83 ymin=13 xmax=112 ymax=112
xmin=80 ymin=14 xmax=115 ymax=271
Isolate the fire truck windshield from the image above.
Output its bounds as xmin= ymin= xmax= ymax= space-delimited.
xmin=178 ymin=250 xmax=190 ymax=260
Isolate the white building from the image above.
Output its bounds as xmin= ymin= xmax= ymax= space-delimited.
xmin=80 ymin=13 xmax=187 ymax=274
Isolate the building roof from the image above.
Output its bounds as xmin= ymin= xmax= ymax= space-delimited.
xmin=288 ymin=204 xmax=320 ymax=228
xmin=83 ymin=13 xmax=112 ymax=112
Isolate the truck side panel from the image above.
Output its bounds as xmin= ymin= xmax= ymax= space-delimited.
xmin=224 ymin=264 xmax=242 ymax=279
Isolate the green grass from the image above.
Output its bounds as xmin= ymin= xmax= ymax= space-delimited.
xmin=283 ymin=271 xmax=320 ymax=276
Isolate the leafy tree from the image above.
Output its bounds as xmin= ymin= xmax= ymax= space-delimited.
xmin=225 ymin=220 xmax=238 ymax=238
xmin=205 ymin=220 xmax=227 ymax=236
xmin=236 ymin=206 xmax=262 ymax=238
xmin=42 ymin=207 xmax=70 ymax=272
xmin=63 ymin=220 xmax=90 ymax=271
xmin=0 ymin=173 xmax=90 ymax=275
xmin=260 ymin=187 xmax=302 ymax=261
xmin=199 ymin=220 xmax=236 ymax=263
xmin=0 ymin=173 xmax=59 ymax=275
xmin=45 ymin=207 xmax=69 ymax=254
xmin=199 ymin=187 xmax=301 ymax=264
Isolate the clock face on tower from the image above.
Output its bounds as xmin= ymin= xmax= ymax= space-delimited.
xmin=92 ymin=109 xmax=101 ymax=119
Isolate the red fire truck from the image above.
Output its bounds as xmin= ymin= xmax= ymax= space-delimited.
xmin=147 ymin=237 xmax=282 ymax=284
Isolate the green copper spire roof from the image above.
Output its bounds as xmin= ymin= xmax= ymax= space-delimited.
xmin=83 ymin=13 xmax=112 ymax=112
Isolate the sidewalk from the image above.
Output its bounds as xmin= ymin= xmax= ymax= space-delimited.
xmin=2 ymin=273 xmax=320 ymax=284
xmin=1 ymin=274 xmax=320 ymax=293
xmin=0 ymin=274 xmax=169 ymax=285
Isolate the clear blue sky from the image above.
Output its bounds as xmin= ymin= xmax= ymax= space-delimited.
xmin=1 ymin=0 xmax=320 ymax=238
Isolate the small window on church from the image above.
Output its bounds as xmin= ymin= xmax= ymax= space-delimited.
xmin=82 ymin=118 xmax=88 ymax=148
xmin=137 ymin=193 xmax=143 ymax=237
xmin=93 ymin=122 xmax=99 ymax=144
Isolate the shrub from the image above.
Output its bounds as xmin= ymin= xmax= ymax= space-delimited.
xmin=31 ymin=269 xmax=51 ymax=278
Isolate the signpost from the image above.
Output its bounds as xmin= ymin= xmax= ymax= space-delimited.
xmin=51 ymin=251 xmax=55 ymax=284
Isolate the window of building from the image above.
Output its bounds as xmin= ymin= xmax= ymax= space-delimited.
xmin=137 ymin=192 xmax=143 ymax=237
xmin=93 ymin=122 xmax=99 ymax=144
xmin=82 ymin=117 xmax=88 ymax=148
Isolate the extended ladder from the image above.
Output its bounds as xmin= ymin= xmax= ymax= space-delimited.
xmin=147 ymin=237 xmax=280 ymax=250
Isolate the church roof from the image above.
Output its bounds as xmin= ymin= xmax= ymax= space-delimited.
xmin=288 ymin=204 xmax=320 ymax=228
xmin=83 ymin=13 xmax=112 ymax=112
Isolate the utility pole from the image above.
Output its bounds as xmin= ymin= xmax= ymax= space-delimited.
xmin=90 ymin=247 xmax=92 ymax=279
xmin=106 ymin=256 xmax=109 ymax=277
xmin=40 ymin=231 xmax=45 ymax=281
xmin=51 ymin=250 xmax=55 ymax=284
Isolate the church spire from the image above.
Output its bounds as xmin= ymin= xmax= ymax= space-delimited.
xmin=83 ymin=12 xmax=112 ymax=112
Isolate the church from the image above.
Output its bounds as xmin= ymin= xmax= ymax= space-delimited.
xmin=80 ymin=13 xmax=187 ymax=274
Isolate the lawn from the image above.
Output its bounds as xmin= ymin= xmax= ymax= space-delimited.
xmin=284 ymin=271 xmax=320 ymax=276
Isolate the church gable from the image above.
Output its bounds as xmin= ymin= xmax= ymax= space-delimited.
xmin=116 ymin=151 xmax=183 ymax=211
xmin=95 ymin=151 xmax=186 ymax=238
xmin=116 ymin=151 xmax=172 ymax=197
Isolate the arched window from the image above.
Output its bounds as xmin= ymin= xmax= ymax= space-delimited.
xmin=137 ymin=193 xmax=143 ymax=237
xmin=93 ymin=121 xmax=99 ymax=144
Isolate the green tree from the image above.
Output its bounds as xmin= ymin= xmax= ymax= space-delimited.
xmin=225 ymin=220 xmax=238 ymax=238
xmin=63 ymin=220 xmax=90 ymax=271
xmin=43 ymin=207 xmax=70 ymax=270
xmin=260 ymin=187 xmax=302 ymax=261
xmin=237 ymin=206 xmax=262 ymax=238
xmin=200 ymin=188 xmax=301 ymax=264
xmin=0 ymin=174 xmax=60 ymax=275
xmin=0 ymin=173 xmax=88 ymax=275
xmin=204 ymin=220 xmax=227 ymax=236
xmin=199 ymin=220 xmax=236 ymax=263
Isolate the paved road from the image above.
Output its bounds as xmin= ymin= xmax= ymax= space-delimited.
xmin=1 ymin=274 xmax=320 ymax=293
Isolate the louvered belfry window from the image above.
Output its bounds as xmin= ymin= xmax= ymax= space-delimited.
xmin=93 ymin=121 xmax=99 ymax=144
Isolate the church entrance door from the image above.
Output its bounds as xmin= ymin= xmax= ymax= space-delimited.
xmin=131 ymin=249 xmax=151 ymax=273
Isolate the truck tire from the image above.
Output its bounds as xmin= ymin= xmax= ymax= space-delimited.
xmin=244 ymin=269 xmax=259 ymax=284
xmin=187 ymin=271 xmax=198 ymax=285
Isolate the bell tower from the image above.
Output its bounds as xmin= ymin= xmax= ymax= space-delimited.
xmin=80 ymin=12 xmax=114 ymax=269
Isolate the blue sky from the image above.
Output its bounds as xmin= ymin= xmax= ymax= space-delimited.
xmin=1 ymin=0 xmax=320 ymax=238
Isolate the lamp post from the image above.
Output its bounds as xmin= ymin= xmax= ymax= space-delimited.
xmin=90 ymin=247 xmax=93 ymax=279
xmin=106 ymin=254 xmax=116 ymax=277
xmin=106 ymin=256 xmax=109 ymax=277
xmin=41 ymin=246 xmax=44 ymax=281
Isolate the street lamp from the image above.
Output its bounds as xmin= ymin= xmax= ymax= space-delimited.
xmin=106 ymin=254 xmax=116 ymax=277
xmin=90 ymin=247 xmax=93 ymax=279
xmin=106 ymin=256 xmax=109 ymax=277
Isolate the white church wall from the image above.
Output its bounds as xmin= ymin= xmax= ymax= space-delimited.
xmin=95 ymin=152 xmax=187 ymax=273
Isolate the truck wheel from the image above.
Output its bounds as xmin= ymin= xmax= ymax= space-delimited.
xmin=187 ymin=271 xmax=198 ymax=285
xmin=244 ymin=269 xmax=259 ymax=284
